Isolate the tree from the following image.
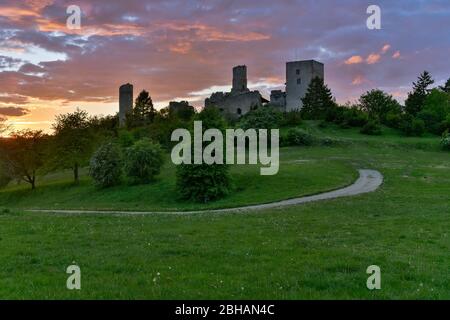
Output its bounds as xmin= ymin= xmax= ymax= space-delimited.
xmin=128 ymin=90 xmax=156 ymax=127
xmin=359 ymin=89 xmax=402 ymax=123
xmin=0 ymin=130 xmax=47 ymax=190
xmin=176 ymin=107 xmax=231 ymax=202
xmin=301 ymin=77 xmax=337 ymax=119
xmin=89 ymin=142 xmax=123 ymax=188
xmin=239 ymin=106 xmax=283 ymax=130
xmin=51 ymin=109 xmax=94 ymax=184
xmin=440 ymin=78 xmax=450 ymax=93
xmin=418 ymin=89 xmax=450 ymax=134
xmin=124 ymin=139 xmax=165 ymax=184
xmin=405 ymin=71 xmax=435 ymax=116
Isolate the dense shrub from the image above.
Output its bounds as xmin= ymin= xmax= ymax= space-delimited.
xmin=385 ymin=110 xmax=403 ymax=129
xmin=196 ymin=106 xmax=228 ymax=129
xmin=282 ymin=110 xmax=302 ymax=126
xmin=124 ymin=139 xmax=165 ymax=184
xmin=118 ymin=130 xmax=135 ymax=148
xmin=176 ymin=106 xmax=231 ymax=203
xmin=418 ymin=109 xmax=442 ymax=135
xmin=176 ymin=164 xmax=231 ymax=203
xmin=148 ymin=117 xmax=188 ymax=149
xmin=89 ymin=142 xmax=123 ymax=188
xmin=441 ymin=131 xmax=450 ymax=151
xmin=285 ymin=128 xmax=315 ymax=146
xmin=326 ymin=105 xmax=368 ymax=128
xmin=400 ymin=116 xmax=426 ymax=137
xmin=239 ymin=107 xmax=283 ymax=130
xmin=345 ymin=108 xmax=369 ymax=127
xmin=360 ymin=120 xmax=382 ymax=135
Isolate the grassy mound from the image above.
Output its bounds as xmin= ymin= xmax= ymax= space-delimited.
xmin=0 ymin=147 xmax=356 ymax=212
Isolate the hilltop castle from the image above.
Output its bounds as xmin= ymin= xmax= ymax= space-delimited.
xmin=205 ymin=60 xmax=324 ymax=118
xmin=119 ymin=60 xmax=324 ymax=125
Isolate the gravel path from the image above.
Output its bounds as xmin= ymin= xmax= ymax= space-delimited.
xmin=27 ymin=169 xmax=383 ymax=216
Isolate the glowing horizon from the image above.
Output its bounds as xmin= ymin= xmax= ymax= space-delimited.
xmin=1 ymin=0 xmax=449 ymax=132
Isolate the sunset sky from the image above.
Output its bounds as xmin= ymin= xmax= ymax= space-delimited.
xmin=1 ymin=0 xmax=449 ymax=132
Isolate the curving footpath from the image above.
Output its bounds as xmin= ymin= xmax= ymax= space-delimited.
xmin=27 ymin=169 xmax=383 ymax=216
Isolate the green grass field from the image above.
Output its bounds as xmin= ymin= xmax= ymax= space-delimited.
xmin=0 ymin=124 xmax=449 ymax=299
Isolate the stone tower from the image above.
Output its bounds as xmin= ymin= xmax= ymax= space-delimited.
xmin=231 ymin=65 xmax=248 ymax=94
xmin=285 ymin=60 xmax=324 ymax=111
xmin=119 ymin=83 xmax=133 ymax=127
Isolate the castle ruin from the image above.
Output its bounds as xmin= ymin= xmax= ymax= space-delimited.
xmin=206 ymin=60 xmax=324 ymax=117
xmin=118 ymin=59 xmax=324 ymax=124
xmin=205 ymin=65 xmax=267 ymax=118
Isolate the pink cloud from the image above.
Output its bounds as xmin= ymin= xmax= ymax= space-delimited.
xmin=345 ymin=55 xmax=364 ymax=65
xmin=392 ymin=51 xmax=401 ymax=59
xmin=366 ymin=53 xmax=381 ymax=64
xmin=381 ymin=44 xmax=391 ymax=54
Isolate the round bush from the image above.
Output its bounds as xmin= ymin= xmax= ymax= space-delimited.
xmin=385 ymin=111 xmax=402 ymax=129
xmin=286 ymin=128 xmax=315 ymax=146
xmin=239 ymin=107 xmax=283 ymax=130
xmin=124 ymin=139 xmax=164 ymax=184
xmin=89 ymin=142 xmax=123 ymax=188
xmin=360 ymin=120 xmax=382 ymax=135
xmin=176 ymin=164 xmax=231 ymax=203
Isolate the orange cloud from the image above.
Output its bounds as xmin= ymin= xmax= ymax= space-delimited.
xmin=160 ymin=22 xmax=270 ymax=42
xmin=392 ymin=51 xmax=401 ymax=59
xmin=38 ymin=20 xmax=145 ymax=36
xmin=381 ymin=44 xmax=391 ymax=54
xmin=366 ymin=53 xmax=381 ymax=64
xmin=345 ymin=55 xmax=364 ymax=65
xmin=170 ymin=42 xmax=193 ymax=54
xmin=0 ymin=6 xmax=40 ymax=20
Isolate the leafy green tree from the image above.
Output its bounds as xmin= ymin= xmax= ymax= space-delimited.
xmin=301 ymin=77 xmax=337 ymax=120
xmin=124 ymin=139 xmax=165 ymax=184
xmin=89 ymin=142 xmax=123 ymax=188
xmin=239 ymin=106 xmax=282 ymax=130
xmin=405 ymin=71 xmax=435 ymax=116
xmin=176 ymin=107 xmax=231 ymax=203
xmin=400 ymin=115 xmax=426 ymax=137
xmin=359 ymin=89 xmax=402 ymax=123
xmin=0 ymin=130 xmax=47 ymax=190
xmin=128 ymin=90 xmax=155 ymax=127
xmin=52 ymin=109 xmax=94 ymax=184
xmin=418 ymin=89 xmax=450 ymax=134
xmin=360 ymin=120 xmax=382 ymax=136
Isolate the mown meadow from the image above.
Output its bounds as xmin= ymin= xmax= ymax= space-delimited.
xmin=1 ymin=124 xmax=449 ymax=299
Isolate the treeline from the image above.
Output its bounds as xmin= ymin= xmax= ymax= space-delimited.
xmin=299 ymin=71 xmax=450 ymax=137
xmin=0 ymin=92 xmax=195 ymax=192
xmin=0 ymin=71 xmax=449 ymax=198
